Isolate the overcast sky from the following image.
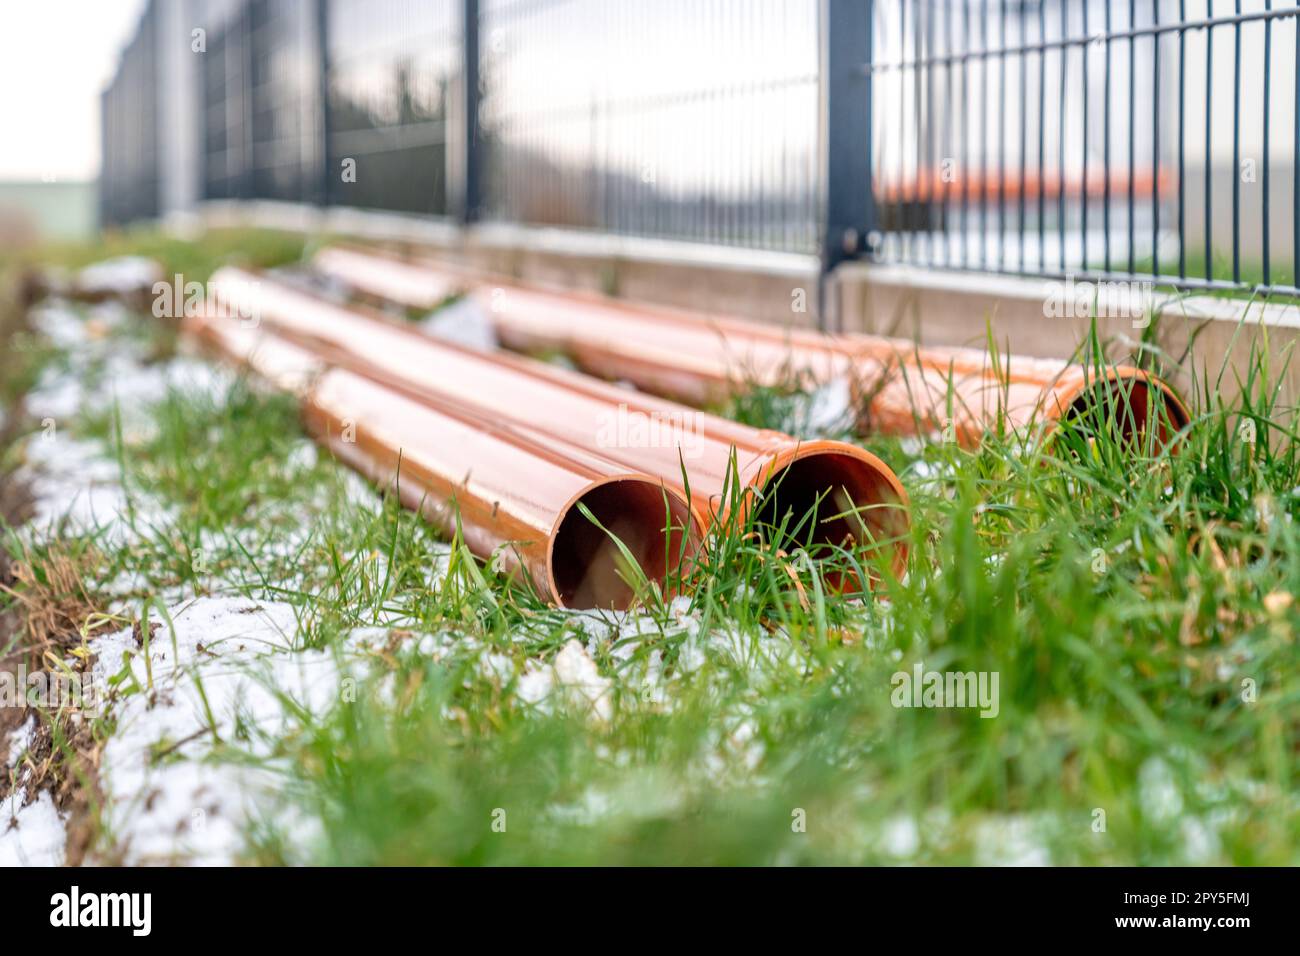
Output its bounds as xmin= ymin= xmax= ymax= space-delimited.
xmin=0 ymin=0 xmax=147 ymax=182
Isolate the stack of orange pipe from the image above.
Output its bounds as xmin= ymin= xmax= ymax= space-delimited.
xmin=310 ymin=246 xmax=1190 ymax=450
xmin=185 ymin=314 xmax=702 ymax=610
xmin=191 ymin=269 xmax=911 ymax=604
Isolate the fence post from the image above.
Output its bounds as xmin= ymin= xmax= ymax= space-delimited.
xmin=316 ymin=0 xmax=332 ymax=207
xmin=818 ymin=0 xmax=876 ymax=330
xmin=451 ymin=0 xmax=483 ymax=224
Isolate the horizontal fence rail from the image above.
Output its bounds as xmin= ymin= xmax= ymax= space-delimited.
xmin=868 ymin=0 xmax=1300 ymax=298
xmin=99 ymin=0 xmax=1300 ymax=301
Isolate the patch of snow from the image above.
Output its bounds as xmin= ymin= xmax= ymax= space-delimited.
xmin=0 ymin=792 xmax=66 ymax=867
xmin=27 ymin=350 xmax=232 ymax=432
xmin=4 ymin=715 xmax=34 ymax=769
xmin=881 ymin=814 xmax=920 ymax=859
xmin=17 ymin=433 xmax=131 ymax=534
xmin=28 ymin=301 xmax=91 ymax=349
xmin=265 ymin=267 xmax=352 ymax=304
xmin=973 ymin=814 xmax=1051 ymax=866
xmin=565 ymin=596 xmax=699 ymax=662
xmin=512 ymin=639 xmax=612 ymax=721
xmin=17 ymin=302 xmax=232 ymax=536
xmin=802 ymin=376 xmax=854 ymax=435
xmin=75 ymin=257 xmax=162 ymax=297
xmin=419 ymin=297 xmax=498 ymax=351
xmin=88 ymin=597 xmax=364 ymax=865
xmin=1138 ymin=757 xmax=1183 ymax=824
xmin=1180 ymin=817 xmax=1220 ymax=864
xmin=552 ymin=640 xmax=613 ymax=721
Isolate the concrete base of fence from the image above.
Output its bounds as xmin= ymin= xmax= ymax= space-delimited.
xmin=198 ymin=200 xmax=1300 ymax=408
xmin=835 ymin=262 xmax=1300 ymax=408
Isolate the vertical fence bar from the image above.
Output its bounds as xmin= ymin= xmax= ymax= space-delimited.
xmin=961 ymin=0 xmax=970 ymax=269
xmin=944 ymin=2 xmax=955 ymax=266
xmin=1152 ymin=0 xmax=1160 ymax=279
xmin=894 ymin=1 xmax=906 ymax=264
xmin=915 ymin=2 xmax=925 ymax=265
xmin=1178 ymin=1 xmax=1186 ymax=279
xmin=1205 ymin=12 xmax=1214 ymax=281
xmin=1232 ymin=1 xmax=1242 ymax=283
xmin=240 ymin=2 xmax=254 ymax=201
xmin=451 ymin=0 xmax=482 ymax=224
xmin=316 ymin=0 xmax=332 ymax=207
xmin=1019 ymin=5 xmax=1027 ymax=272
xmin=1104 ymin=0 xmax=1112 ymax=273
xmin=818 ymin=0 xmax=874 ymax=330
xmin=1037 ymin=1 xmax=1045 ymax=271
xmin=998 ymin=0 xmax=1006 ymax=270
xmin=923 ymin=1 xmax=933 ymax=266
xmin=980 ymin=4 xmax=988 ymax=269
xmin=1263 ymin=0 xmax=1272 ymax=288
xmin=1081 ymin=0 xmax=1089 ymax=275
xmin=1127 ymin=0 xmax=1135 ymax=274
xmin=1058 ymin=2 xmax=1066 ymax=272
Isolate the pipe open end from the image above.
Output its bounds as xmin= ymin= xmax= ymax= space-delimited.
xmin=752 ymin=443 xmax=910 ymax=583
xmin=1060 ymin=372 xmax=1190 ymax=450
xmin=549 ymin=479 xmax=702 ymax=610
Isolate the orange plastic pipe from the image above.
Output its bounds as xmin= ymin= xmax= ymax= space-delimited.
xmin=207 ymin=268 xmax=911 ymax=580
xmin=545 ymin=295 xmax=1193 ymax=449
xmin=873 ymin=164 xmax=1175 ymax=204
xmin=314 ymin=245 xmax=461 ymax=310
xmin=184 ymin=313 xmax=702 ymax=610
xmin=307 ymin=248 xmax=1188 ymax=450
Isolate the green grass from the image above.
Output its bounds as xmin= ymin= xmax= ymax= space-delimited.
xmin=2 ymin=228 xmax=1298 ymax=865
xmin=1120 ymin=251 xmax=1300 ymax=304
xmin=258 ymin=402 xmax=1292 ymax=864
xmin=1 ymin=226 xmax=312 ymax=283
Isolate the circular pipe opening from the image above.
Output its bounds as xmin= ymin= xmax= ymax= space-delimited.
xmin=1061 ymin=374 xmax=1190 ymax=449
xmin=549 ymin=479 xmax=701 ymax=610
xmin=751 ymin=445 xmax=910 ymax=582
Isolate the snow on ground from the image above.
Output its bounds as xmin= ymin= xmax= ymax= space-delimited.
xmin=16 ymin=434 xmax=132 ymax=534
xmin=803 ymin=376 xmax=855 ymax=435
xmin=14 ymin=302 xmax=228 ymax=539
xmin=1 ymin=716 xmax=66 ymax=867
xmin=25 ymin=300 xmax=231 ymax=432
xmin=87 ymin=596 xmax=362 ymax=865
xmin=419 ymin=296 xmax=499 ymax=351
xmin=0 ymin=296 xmax=507 ymax=864
xmin=512 ymin=639 xmax=614 ymax=721
xmin=0 ymin=792 xmax=65 ymax=867
xmin=74 ymin=257 xmax=162 ymax=298
xmin=0 ymin=300 xmax=365 ymax=865
xmin=1 ymin=591 xmax=378 ymax=866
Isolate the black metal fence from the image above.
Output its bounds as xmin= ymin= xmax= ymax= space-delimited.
xmin=478 ymin=0 xmax=821 ymax=251
xmin=868 ymin=0 xmax=1300 ymax=297
xmin=101 ymin=0 xmax=823 ymax=251
xmin=325 ymin=0 xmax=460 ymax=214
xmin=100 ymin=0 xmax=160 ymax=227
xmin=196 ymin=0 xmax=323 ymax=202
xmin=100 ymin=0 xmax=1300 ymax=299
